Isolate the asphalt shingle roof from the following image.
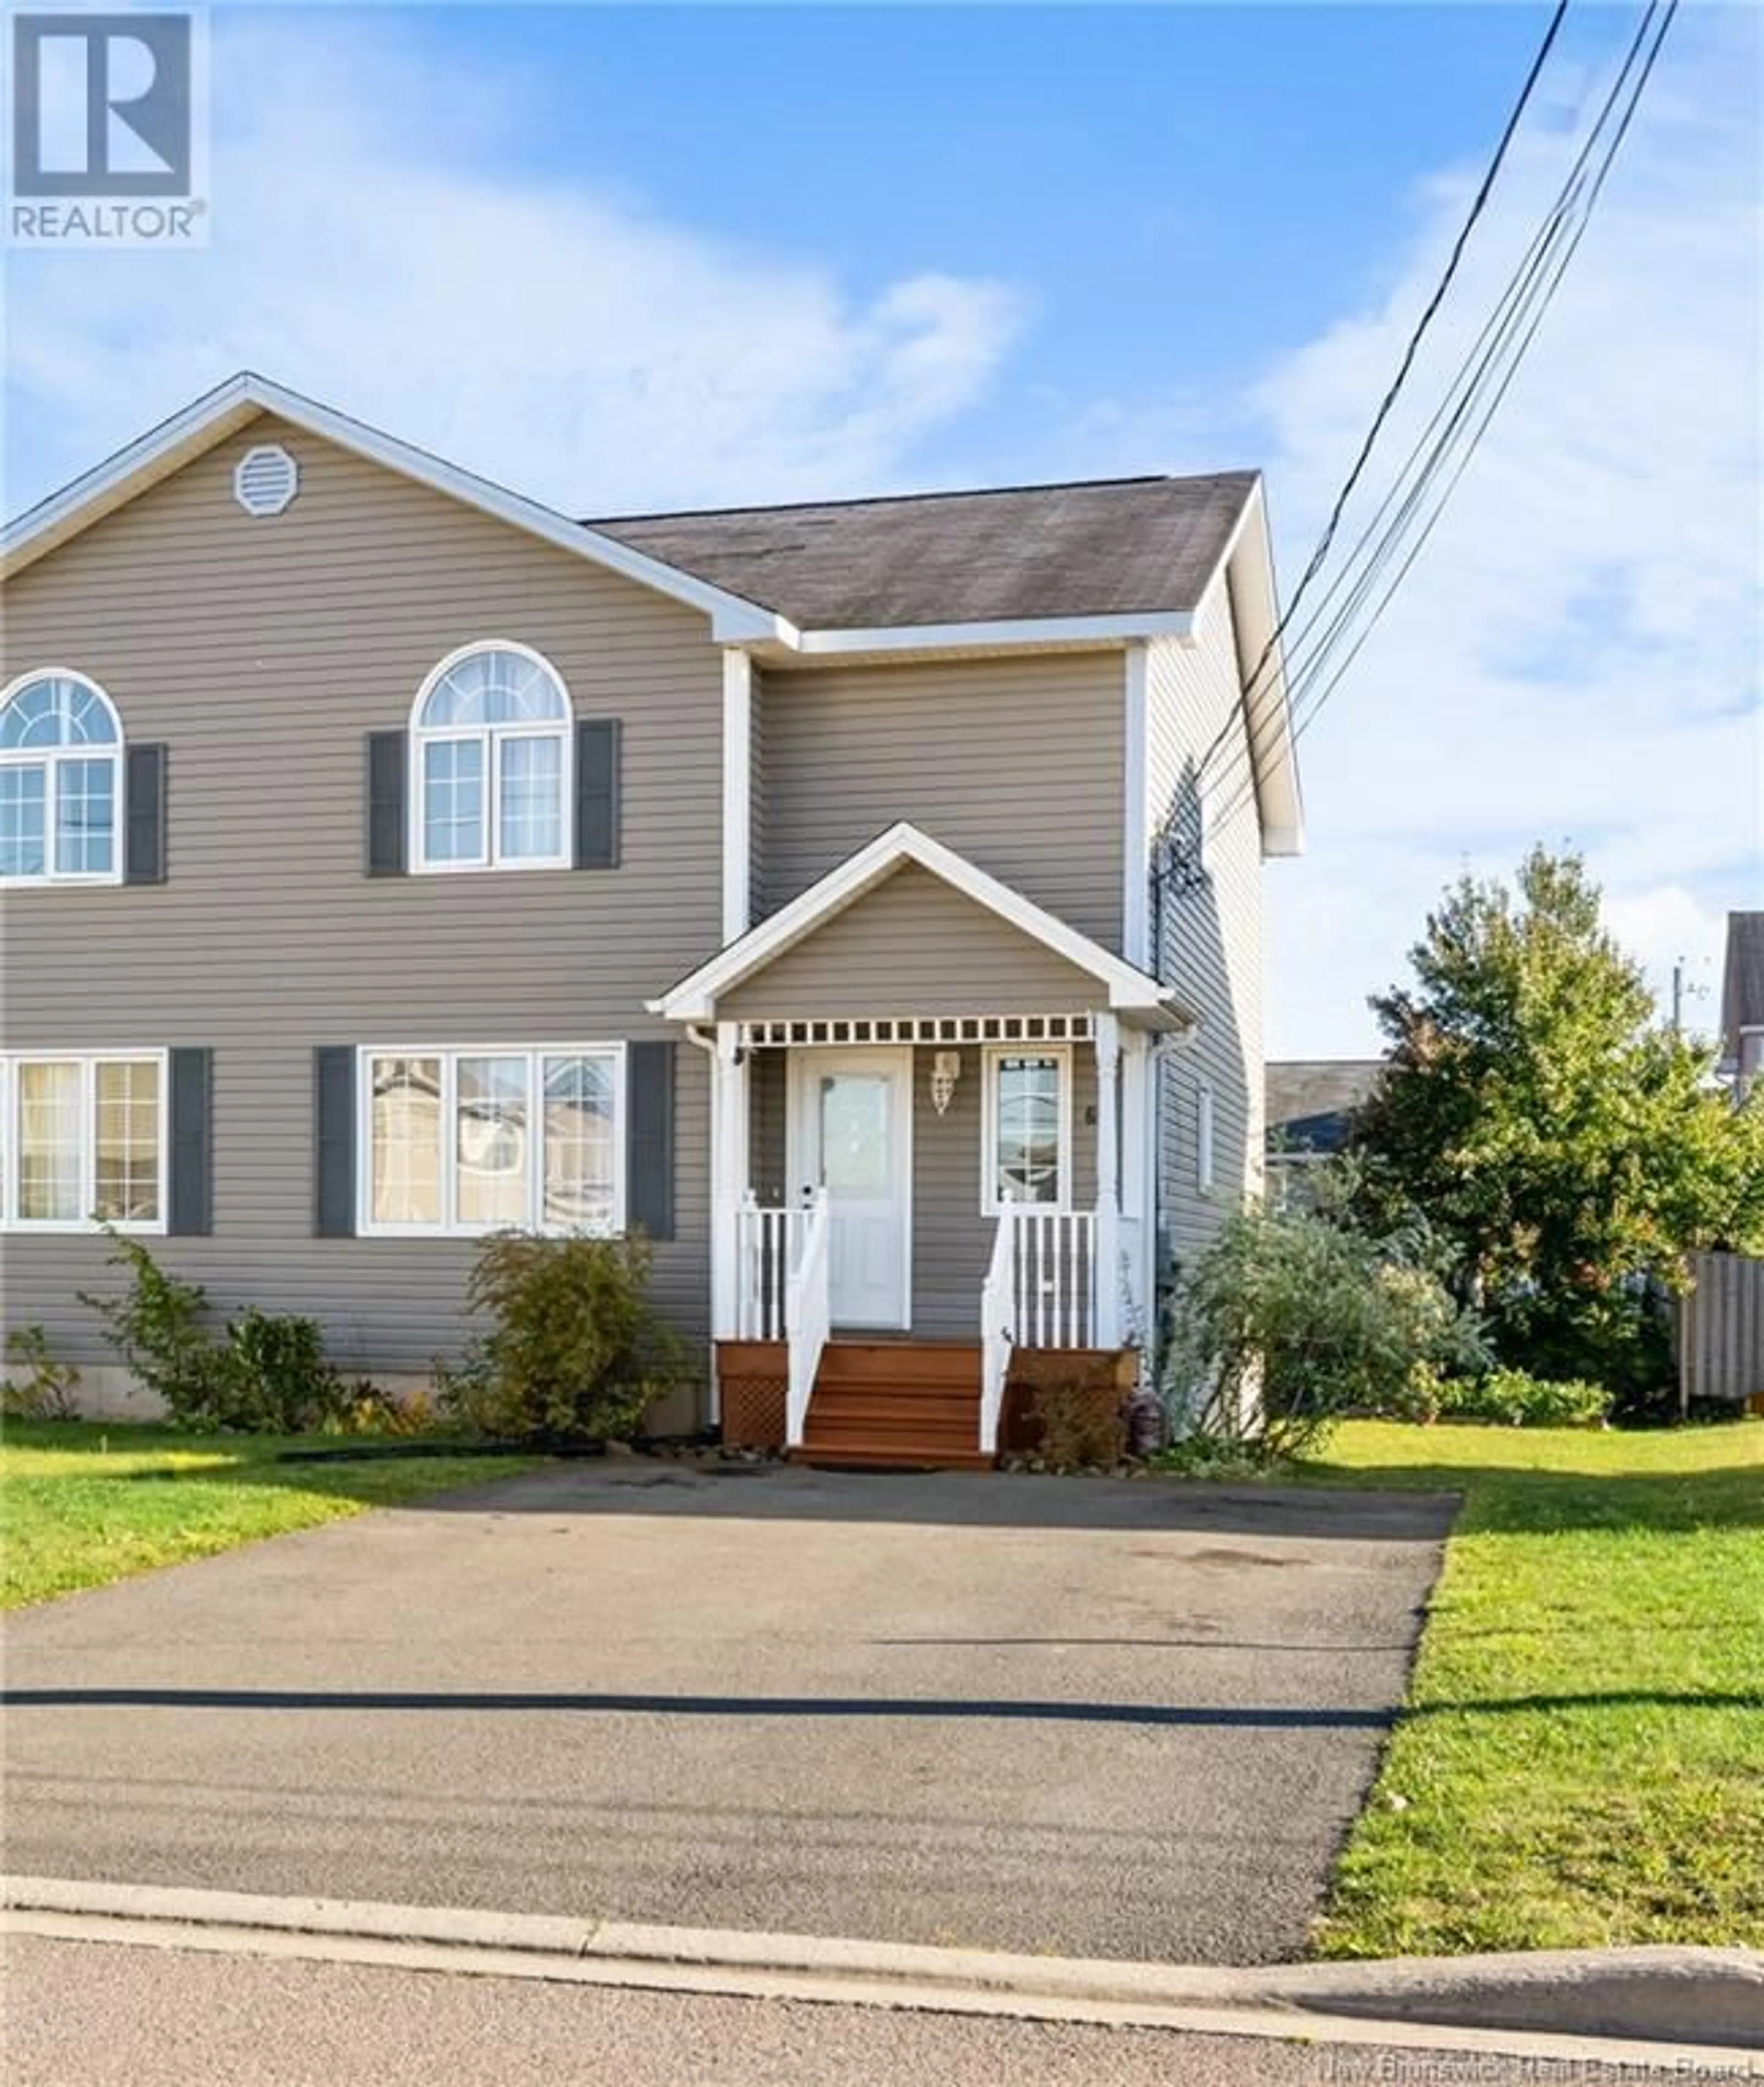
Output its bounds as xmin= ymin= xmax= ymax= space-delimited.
xmin=588 ymin=472 xmax=1260 ymax=630
xmin=1266 ymin=1060 xmax=1384 ymax=1156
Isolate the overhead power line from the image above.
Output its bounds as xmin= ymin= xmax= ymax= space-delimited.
xmin=1198 ymin=0 xmax=1680 ymax=851
xmin=1180 ymin=0 xmax=1571 ymax=801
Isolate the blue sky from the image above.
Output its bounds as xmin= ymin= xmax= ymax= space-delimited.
xmin=7 ymin=4 xmax=1759 ymax=1053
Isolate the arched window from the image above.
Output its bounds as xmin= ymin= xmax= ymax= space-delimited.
xmin=411 ymin=643 xmax=572 ymax=872
xmin=0 ymin=671 xmax=124 ymax=884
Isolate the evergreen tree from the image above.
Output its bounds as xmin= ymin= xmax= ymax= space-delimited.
xmin=1353 ymin=848 xmax=1764 ymax=1398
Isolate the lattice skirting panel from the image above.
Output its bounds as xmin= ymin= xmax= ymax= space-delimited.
xmin=717 ymin=1342 xmax=789 ymax=1450
xmin=1001 ymin=1348 xmax=1138 ymax=1458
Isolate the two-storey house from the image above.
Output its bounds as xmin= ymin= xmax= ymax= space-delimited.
xmin=0 ymin=374 xmax=1300 ymax=1464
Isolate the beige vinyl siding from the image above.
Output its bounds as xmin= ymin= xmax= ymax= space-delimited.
xmin=755 ymin=653 xmax=1126 ymax=948
xmin=721 ymin=864 xmax=1103 ymax=1021
xmin=1145 ymin=578 xmax=1265 ymax=1301
xmin=743 ymin=1042 xmax=1097 ymax=1339
xmin=0 ymin=416 xmax=722 ymax=1377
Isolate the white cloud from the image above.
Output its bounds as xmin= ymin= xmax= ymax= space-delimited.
xmin=4 ymin=18 xmax=1026 ymax=517
xmin=1249 ymin=10 xmax=1762 ymax=1055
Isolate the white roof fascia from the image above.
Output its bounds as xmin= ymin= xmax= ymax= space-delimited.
xmin=786 ymin=610 xmax=1193 ymax=657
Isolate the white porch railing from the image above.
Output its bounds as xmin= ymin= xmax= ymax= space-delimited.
xmin=979 ymin=1205 xmax=1016 ymax=1455
xmin=784 ymin=1188 xmax=831 ymax=1449
xmin=1010 ymin=1208 xmax=1099 ymax=1350
xmin=734 ymin=1194 xmax=811 ymax=1341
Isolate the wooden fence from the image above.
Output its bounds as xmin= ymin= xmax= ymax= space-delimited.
xmin=1678 ymin=1253 xmax=1764 ymax=1411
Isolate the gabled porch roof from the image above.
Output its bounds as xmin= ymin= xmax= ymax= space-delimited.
xmin=650 ymin=823 xmax=1194 ymax=1029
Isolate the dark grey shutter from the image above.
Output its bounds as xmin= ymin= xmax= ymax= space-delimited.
xmin=166 ymin=1048 xmax=213 ymax=1236
xmin=365 ymin=732 xmax=407 ymax=876
xmin=313 ymin=1047 xmax=357 ymax=1238
xmin=574 ymin=720 xmax=621 ymax=870
xmin=124 ymin=744 xmax=167 ymax=884
xmin=626 ymin=1041 xmax=674 ymax=1241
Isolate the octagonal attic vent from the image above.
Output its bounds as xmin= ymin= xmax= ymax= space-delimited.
xmin=234 ymin=444 xmax=300 ymax=517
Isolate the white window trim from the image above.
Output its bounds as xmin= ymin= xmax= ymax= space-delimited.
xmin=1197 ymin=1080 xmax=1216 ymax=1196
xmin=355 ymin=1042 xmax=628 ymax=1240
xmin=0 ymin=667 xmax=125 ymax=890
xmin=408 ymin=640 xmax=575 ymax=876
xmin=0 ymin=1049 xmax=169 ymax=1234
xmin=981 ymin=1042 xmax=1074 ymax=1216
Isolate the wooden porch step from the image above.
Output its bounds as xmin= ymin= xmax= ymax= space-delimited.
xmin=789 ymin=1443 xmax=994 ymax=1473
xmin=808 ymin=1382 xmax=978 ymax=1407
xmin=790 ymin=1338 xmax=993 ymax=1472
xmin=806 ymin=1383 xmax=978 ymax=1416
xmin=814 ymin=1341 xmax=982 ymax=1388
xmin=804 ymin=1419 xmax=978 ymax=1445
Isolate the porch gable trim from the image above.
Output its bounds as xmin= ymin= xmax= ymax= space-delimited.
xmin=651 ymin=821 xmax=1186 ymax=1024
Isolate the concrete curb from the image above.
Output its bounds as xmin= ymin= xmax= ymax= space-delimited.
xmin=6 ymin=1876 xmax=1761 ymax=2065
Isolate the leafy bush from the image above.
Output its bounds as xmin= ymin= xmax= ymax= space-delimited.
xmin=430 ymin=1348 xmax=500 ymax=1435
xmin=209 ymin=1307 xmax=349 ymax=1432
xmin=79 ymin=1229 xmax=351 ymax=1431
xmin=441 ymin=1230 xmax=690 ymax=1444
xmin=1438 ymin=1367 xmax=1611 ymax=1429
xmin=1152 ymin=1434 xmax=1270 ymax=1483
xmin=1 ymin=1324 xmax=82 ymax=1420
xmin=330 ymin=1378 xmax=435 ymax=1436
xmin=78 ymin=1228 xmax=214 ymax=1410
xmin=1383 ymin=1358 xmax=1451 ymax=1424
xmin=1164 ymin=1205 xmax=1486 ymax=1461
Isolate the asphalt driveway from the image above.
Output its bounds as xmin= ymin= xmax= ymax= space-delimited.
xmin=1 ymin=1462 xmax=1454 ymax=1963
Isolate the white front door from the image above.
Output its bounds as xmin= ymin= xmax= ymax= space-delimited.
xmin=788 ymin=1049 xmax=912 ymax=1330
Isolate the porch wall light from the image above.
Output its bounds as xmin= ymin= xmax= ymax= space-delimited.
xmin=931 ymin=1050 xmax=961 ymax=1117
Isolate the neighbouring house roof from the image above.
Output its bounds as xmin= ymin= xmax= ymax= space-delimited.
xmin=1721 ymin=912 xmax=1764 ymax=1062
xmin=651 ymin=822 xmax=1192 ymax=1029
xmin=590 ymin=474 xmax=1260 ymax=632
xmin=1266 ymin=1059 xmax=1384 ymax=1157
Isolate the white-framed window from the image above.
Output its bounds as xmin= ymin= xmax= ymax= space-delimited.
xmin=1197 ymin=1081 xmax=1216 ymax=1195
xmin=0 ymin=1051 xmax=167 ymax=1232
xmin=410 ymin=642 xmax=573 ymax=874
xmin=358 ymin=1044 xmax=625 ymax=1237
xmin=0 ymin=670 xmax=124 ymax=886
xmin=982 ymin=1045 xmax=1072 ymax=1213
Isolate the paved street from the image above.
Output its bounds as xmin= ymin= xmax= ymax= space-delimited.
xmin=3 ymin=1461 xmax=1452 ymax=1963
xmin=10 ymin=1936 xmax=1756 ymax=2087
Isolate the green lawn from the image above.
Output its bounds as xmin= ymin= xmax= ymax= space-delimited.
xmin=1296 ymin=1419 xmax=1764 ymax=1957
xmin=1 ymin=1421 xmax=537 ymax=1608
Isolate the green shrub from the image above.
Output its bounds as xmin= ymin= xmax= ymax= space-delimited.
xmin=1 ymin=1324 xmax=82 ymax=1420
xmin=328 ymin=1378 xmax=435 ymax=1436
xmin=1165 ymin=1205 xmax=1487 ymax=1461
xmin=1439 ymin=1367 xmax=1611 ymax=1429
xmin=210 ymin=1307 xmax=349 ymax=1432
xmin=430 ymin=1349 xmax=500 ymax=1436
xmin=1152 ymin=1434 xmax=1269 ymax=1483
xmin=78 ymin=1228 xmax=214 ymax=1410
xmin=79 ymin=1229 xmax=351 ymax=1432
xmin=443 ymin=1230 xmax=690 ymax=1444
xmin=1384 ymin=1358 xmax=1450 ymax=1423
